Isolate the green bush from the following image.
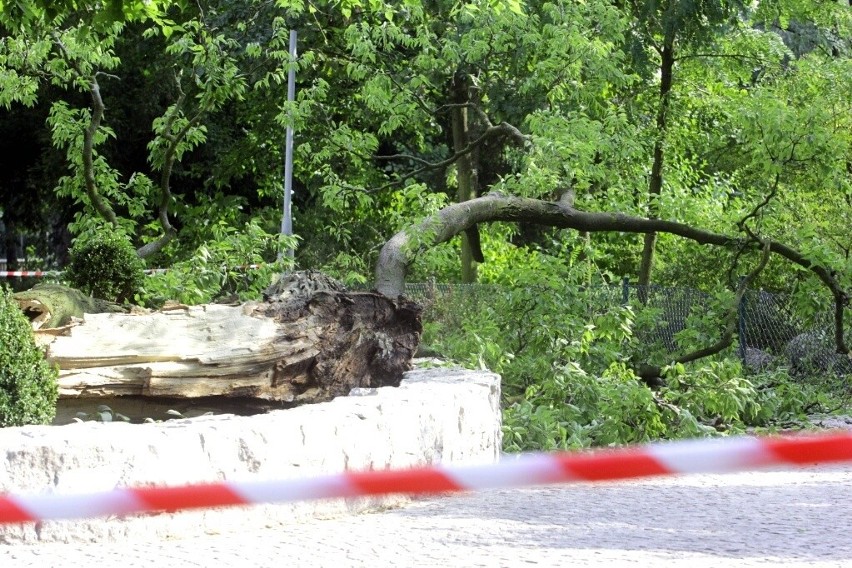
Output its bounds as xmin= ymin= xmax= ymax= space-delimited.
xmin=0 ymin=286 xmax=59 ymax=427
xmin=66 ymin=231 xmax=145 ymax=303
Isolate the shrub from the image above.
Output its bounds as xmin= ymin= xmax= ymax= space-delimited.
xmin=0 ymin=285 xmax=59 ymax=426
xmin=66 ymin=231 xmax=145 ymax=303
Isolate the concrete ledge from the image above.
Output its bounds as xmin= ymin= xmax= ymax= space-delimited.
xmin=0 ymin=367 xmax=501 ymax=544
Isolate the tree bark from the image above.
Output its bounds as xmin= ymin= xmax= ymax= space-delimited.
xmin=27 ymin=273 xmax=421 ymax=404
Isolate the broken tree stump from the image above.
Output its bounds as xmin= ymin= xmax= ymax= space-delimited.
xmin=33 ymin=272 xmax=422 ymax=405
xmin=13 ymin=283 xmax=126 ymax=329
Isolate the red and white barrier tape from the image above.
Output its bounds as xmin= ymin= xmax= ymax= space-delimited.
xmin=0 ymin=271 xmax=61 ymax=278
xmin=1 ymin=432 xmax=850 ymax=525
xmin=1 ymin=265 xmax=263 ymax=278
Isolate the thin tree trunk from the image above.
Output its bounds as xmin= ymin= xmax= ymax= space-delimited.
xmin=637 ymin=39 xmax=675 ymax=298
xmin=451 ymin=73 xmax=479 ymax=283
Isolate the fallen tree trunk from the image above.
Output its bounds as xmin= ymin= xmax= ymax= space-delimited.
xmin=13 ymin=283 xmax=126 ymax=329
xmin=31 ymin=273 xmax=421 ymax=404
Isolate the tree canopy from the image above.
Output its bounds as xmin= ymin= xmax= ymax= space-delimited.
xmin=0 ymin=0 xmax=848 ymax=302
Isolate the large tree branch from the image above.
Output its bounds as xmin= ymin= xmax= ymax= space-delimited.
xmin=374 ymin=193 xmax=848 ymax=352
xmin=369 ymin=112 xmax=530 ymax=194
xmin=82 ymin=74 xmax=119 ymax=226
xmin=136 ymin=78 xmax=205 ymax=259
xmin=376 ymin=194 xmax=733 ymax=297
xmin=53 ymin=33 xmax=119 ymax=227
xmin=374 ymin=121 xmax=528 ymax=171
xmin=344 ymin=119 xmax=526 ymax=195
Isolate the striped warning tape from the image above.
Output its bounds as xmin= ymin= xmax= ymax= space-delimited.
xmin=0 ymin=432 xmax=850 ymax=525
xmin=0 ymin=271 xmax=61 ymax=278
xmin=1 ymin=265 xmax=264 ymax=278
xmin=1 ymin=269 xmax=175 ymax=278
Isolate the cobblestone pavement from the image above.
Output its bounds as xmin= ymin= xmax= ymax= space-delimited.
xmin=3 ymin=464 xmax=851 ymax=567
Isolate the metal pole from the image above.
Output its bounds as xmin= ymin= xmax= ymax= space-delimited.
xmin=738 ymin=277 xmax=747 ymax=361
xmin=280 ymin=29 xmax=297 ymax=261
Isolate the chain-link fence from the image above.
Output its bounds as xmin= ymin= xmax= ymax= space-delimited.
xmin=403 ymin=281 xmax=852 ymax=377
xmin=739 ymin=289 xmax=852 ymax=376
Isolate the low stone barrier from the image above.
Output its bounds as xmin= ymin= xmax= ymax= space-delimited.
xmin=0 ymin=367 xmax=501 ymax=544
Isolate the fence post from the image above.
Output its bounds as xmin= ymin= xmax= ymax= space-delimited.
xmin=737 ymin=277 xmax=747 ymax=361
xmin=621 ymin=277 xmax=629 ymax=305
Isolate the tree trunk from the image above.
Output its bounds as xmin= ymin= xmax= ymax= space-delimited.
xmin=451 ymin=72 xmax=479 ymax=283
xmin=27 ymin=273 xmax=421 ymax=404
xmin=637 ymin=39 xmax=676 ymax=297
xmin=2 ymin=219 xmax=18 ymax=272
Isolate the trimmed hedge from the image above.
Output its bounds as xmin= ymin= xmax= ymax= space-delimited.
xmin=66 ymin=232 xmax=144 ymax=303
xmin=0 ymin=285 xmax=58 ymax=427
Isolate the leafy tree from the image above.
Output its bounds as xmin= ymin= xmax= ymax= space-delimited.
xmin=0 ymin=0 xmax=176 ymax=26
xmin=0 ymin=1 xmax=295 ymax=283
xmin=615 ymin=0 xmax=745 ymax=291
xmin=258 ymin=0 xmax=634 ymax=282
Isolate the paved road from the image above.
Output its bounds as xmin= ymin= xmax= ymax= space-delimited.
xmin=3 ymin=464 xmax=851 ymax=567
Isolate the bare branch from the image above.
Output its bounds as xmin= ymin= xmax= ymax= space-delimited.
xmin=638 ymin=239 xmax=772 ymax=381
xmin=737 ymin=173 xmax=780 ymax=236
xmin=675 ymin=53 xmax=770 ymax=64
xmin=371 ymin=121 xmax=530 ymax=192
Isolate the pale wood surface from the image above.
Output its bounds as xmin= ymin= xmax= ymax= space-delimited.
xmin=38 ymin=291 xmax=420 ymax=404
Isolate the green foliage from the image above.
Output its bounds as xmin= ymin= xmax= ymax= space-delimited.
xmin=65 ymin=230 xmax=145 ymax=303
xmin=661 ymin=361 xmax=762 ymax=426
xmin=0 ymin=285 xmax=58 ymax=427
xmin=502 ymin=360 xmax=676 ymax=451
xmin=139 ymin=218 xmax=298 ymax=306
xmin=0 ymin=0 xmax=177 ymax=27
xmin=422 ymin=265 xmax=839 ymax=452
xmin=0 ymin=0 xmax=851 ymax=443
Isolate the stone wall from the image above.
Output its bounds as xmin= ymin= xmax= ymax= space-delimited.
xmin=0 ymin=367 xmax=501 ymax=544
